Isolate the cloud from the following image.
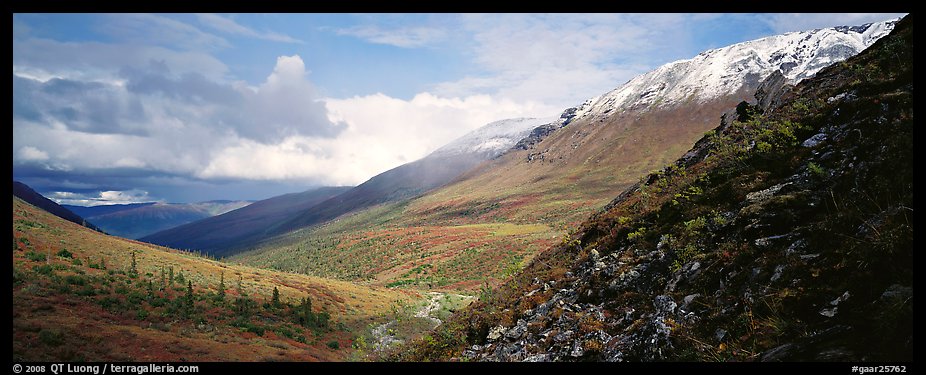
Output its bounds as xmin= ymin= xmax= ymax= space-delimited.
xmin=195 ymin=13 xmax=304 ymax=44
xmin=48 ymin=189 xmax=154 ymax=206
xmin=17 ymin=146 xmax=49 ymax=161
xmin=429 ymin=14 xmax=704 ymax=109
xmin=13 ymin=37 xmax=230 ymax=82
xmin=98 ymin=13 xmax=230 ymax=51
xmin=199 ymin=92 xmax=555 ymax=185
xmin=335 ymin=25 xmax=447 ymax=48
xmin=759 ymin=13 xmax=906 ymax=34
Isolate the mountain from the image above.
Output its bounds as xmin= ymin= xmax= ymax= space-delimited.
xmin=12 ymin=193 xmax=414 ymax=361
xmin=141 ymin=186 xmax=351 ymax=255
xmin=233 ymin=20 xmax=897 ymax=293
xmin=430 ymin=117 xmax=558 ymax=159
xmin=146 ymin=117 xmax=553 ymax=256
xmin=12 ymin=181 xmax=101 ymax=232
xmin=400 ymin=18 xmax=899 ymax=228
xmin=398 ymin=15 xmax=913 ymax=362
xmin=574 ymin=19 xmax=896 ymax=119
xmin=63 ymin=202 xmax=157 ymax=217
xmin=63 ymin=201 xmax=251 ymax=239
xmin=273 ymin=117 xmax=558 ymax=237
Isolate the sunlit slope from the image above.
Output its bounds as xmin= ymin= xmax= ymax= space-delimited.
xmin=12 ymin=196 xmax=412 ymax=361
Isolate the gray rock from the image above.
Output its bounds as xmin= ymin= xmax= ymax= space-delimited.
xmin=770 ymin=265 xmax=786 ymax=282
xmin=654 ymin=295 xmax=677 ymax=316
xmin=802 ymin=133 xmax=827 ymax=148
xmin=746 ymin=182 xmax=792 ymax=203
xmin=570 ymin=341 xmax=585 ymax=357
xmin=523 ymin=353 xmax=550 ymax=362
xmin=487 ymin=325 xmax=507 ymax=341
xmin=506 ymin=319 xmax=528 ymax=339
xmin=830 ymin=291 xmax=851 ymax=306
xmin=880 ymin=284 xmax=912 ymax=301
xmin=715 ymin=328 xmax=728 ymax=341
xmin=819 ymin=306 xmax=838 ymax=317
xmin=761 ymin=343 xmax=795 ymax=361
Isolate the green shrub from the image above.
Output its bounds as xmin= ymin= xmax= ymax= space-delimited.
xmin=26 ymin=251 xmax=46 ymax=262
xmin=65 ymin=275 xmax=86 ymax=286
xmin=32 ymin=264 xmax=54 ymax=276
xmin=38 ymin=329 xmax=64 ymax=347
xmin=56 ymin=249 xmax=73 ymax=258
xmin=327 ymin=340 xmax=340 ymax=349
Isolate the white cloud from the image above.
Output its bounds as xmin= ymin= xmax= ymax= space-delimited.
xmin=335 ymin=25 xmax=447 ymax=48
xmin=18 ymin=146 xmax=50 ymax=161
xmin=430 ymin=14 xmax=702 ymax=109
xmin=49 ymin=189 xmax=154 ymax=206
xmin=195 ymin=13 xmax=304 ymax=44
xmin=199 ymin=92 xmax=556 ymax=185
xmin=760 ymin=13 xmax=906 ymax=34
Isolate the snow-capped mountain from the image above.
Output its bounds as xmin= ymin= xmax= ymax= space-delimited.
xmin=431 ymin=116 xmax=558 ymax=158
xmin=573 ymin=19 xmax=897 ymax=121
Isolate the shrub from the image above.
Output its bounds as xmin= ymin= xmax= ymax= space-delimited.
xmin=39 ymin=329 xmax=64 ymax=347
xmin=327 ymin=340 xmax=340 ymax=349
xmin=32 ymin=264 xmax=54 ymax=276
xmin=26 ymin=251 xmax=46 ymax=262
xmin=65 ymin=275 xmax=86 ymax=286
xmin=56 ymin=249 xmax=74 ymax=258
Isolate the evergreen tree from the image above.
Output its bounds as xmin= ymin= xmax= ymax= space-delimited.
xmin=160 ymin=267 xmax=166 ymax=289
xmin=130 ymin=251 xmax=137 ymax=275
xmin=185 ymin=281 xmax=194 ymax=311
xmin=176 ymin=270 xmax=185 ymax=284
xmin=217 ymin=272 xmax=226 ymax=301
xmin=301 ymin=296 xmax=314 ymax=327
xmin=168 ymin=266 xmax=174 ymax=286
xmin=271 ymin=286 xmax=280 ymax=308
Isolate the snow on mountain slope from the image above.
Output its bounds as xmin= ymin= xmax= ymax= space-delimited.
xmin=430 ymin=117 xmax=558 ymax=158
xmin=574 ymin=19 xmax=897 ymax=121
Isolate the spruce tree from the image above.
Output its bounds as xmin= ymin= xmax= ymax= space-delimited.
xmin=217 ymin=272 xmax=226 ymax=301
xmin=130 ymin=251 xmax=137 ymax=275
xmin=271 ymin=286 xmax=280 ymax=308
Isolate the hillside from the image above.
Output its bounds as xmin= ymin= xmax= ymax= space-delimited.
xmin=145 ymin=118 xmax=551 ymax=256
xmin=13 ymin=181 xmax=101 ymax=232
xmin=397 ymin=15 xmax=913 ymax=362
xmin=66 ymin=200 xmax=251 ymax=240
xmin=233 ymin=20 xmax=895 ymax=294
xmin=12 ymin=195 xmax=420 ymax=361
xmin=141 ymin=187 xmax=350 ymax=255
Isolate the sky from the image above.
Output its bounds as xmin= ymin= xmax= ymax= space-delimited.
xmin=12 ymin=13 xmax=905 ymax=205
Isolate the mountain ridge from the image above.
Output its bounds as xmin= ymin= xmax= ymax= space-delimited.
xmin=396 ymin=14 xmax=913 ymax=362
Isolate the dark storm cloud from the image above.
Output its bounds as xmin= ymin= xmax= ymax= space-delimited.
xmin=120 ymin=61 xmax=243 ymax=105
xmin=13 ymin=74 xmax=149 ymax=136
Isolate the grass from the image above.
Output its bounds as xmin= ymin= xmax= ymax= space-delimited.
xmin=12 ymin=196 xmax=417 ymax=362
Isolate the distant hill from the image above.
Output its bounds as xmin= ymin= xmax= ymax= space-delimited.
xmin=12 ymin=181 xmax=101 ymax=232
xmin=140 ymin=186 xmax=351 ymax=255
xmin=64 ymin=200 xmax=251 ymax=239
xmin=144 ymin=117 xmax=553 ymax=257
xmin=63 ymin=202 xmax=157 ymax=218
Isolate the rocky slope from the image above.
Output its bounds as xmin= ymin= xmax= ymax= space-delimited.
xmin=397 ymin=15 xmax=912 ymax=362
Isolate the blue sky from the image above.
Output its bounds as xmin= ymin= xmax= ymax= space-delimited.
xmin=12 ymin=13 xmax=904 ymax=205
